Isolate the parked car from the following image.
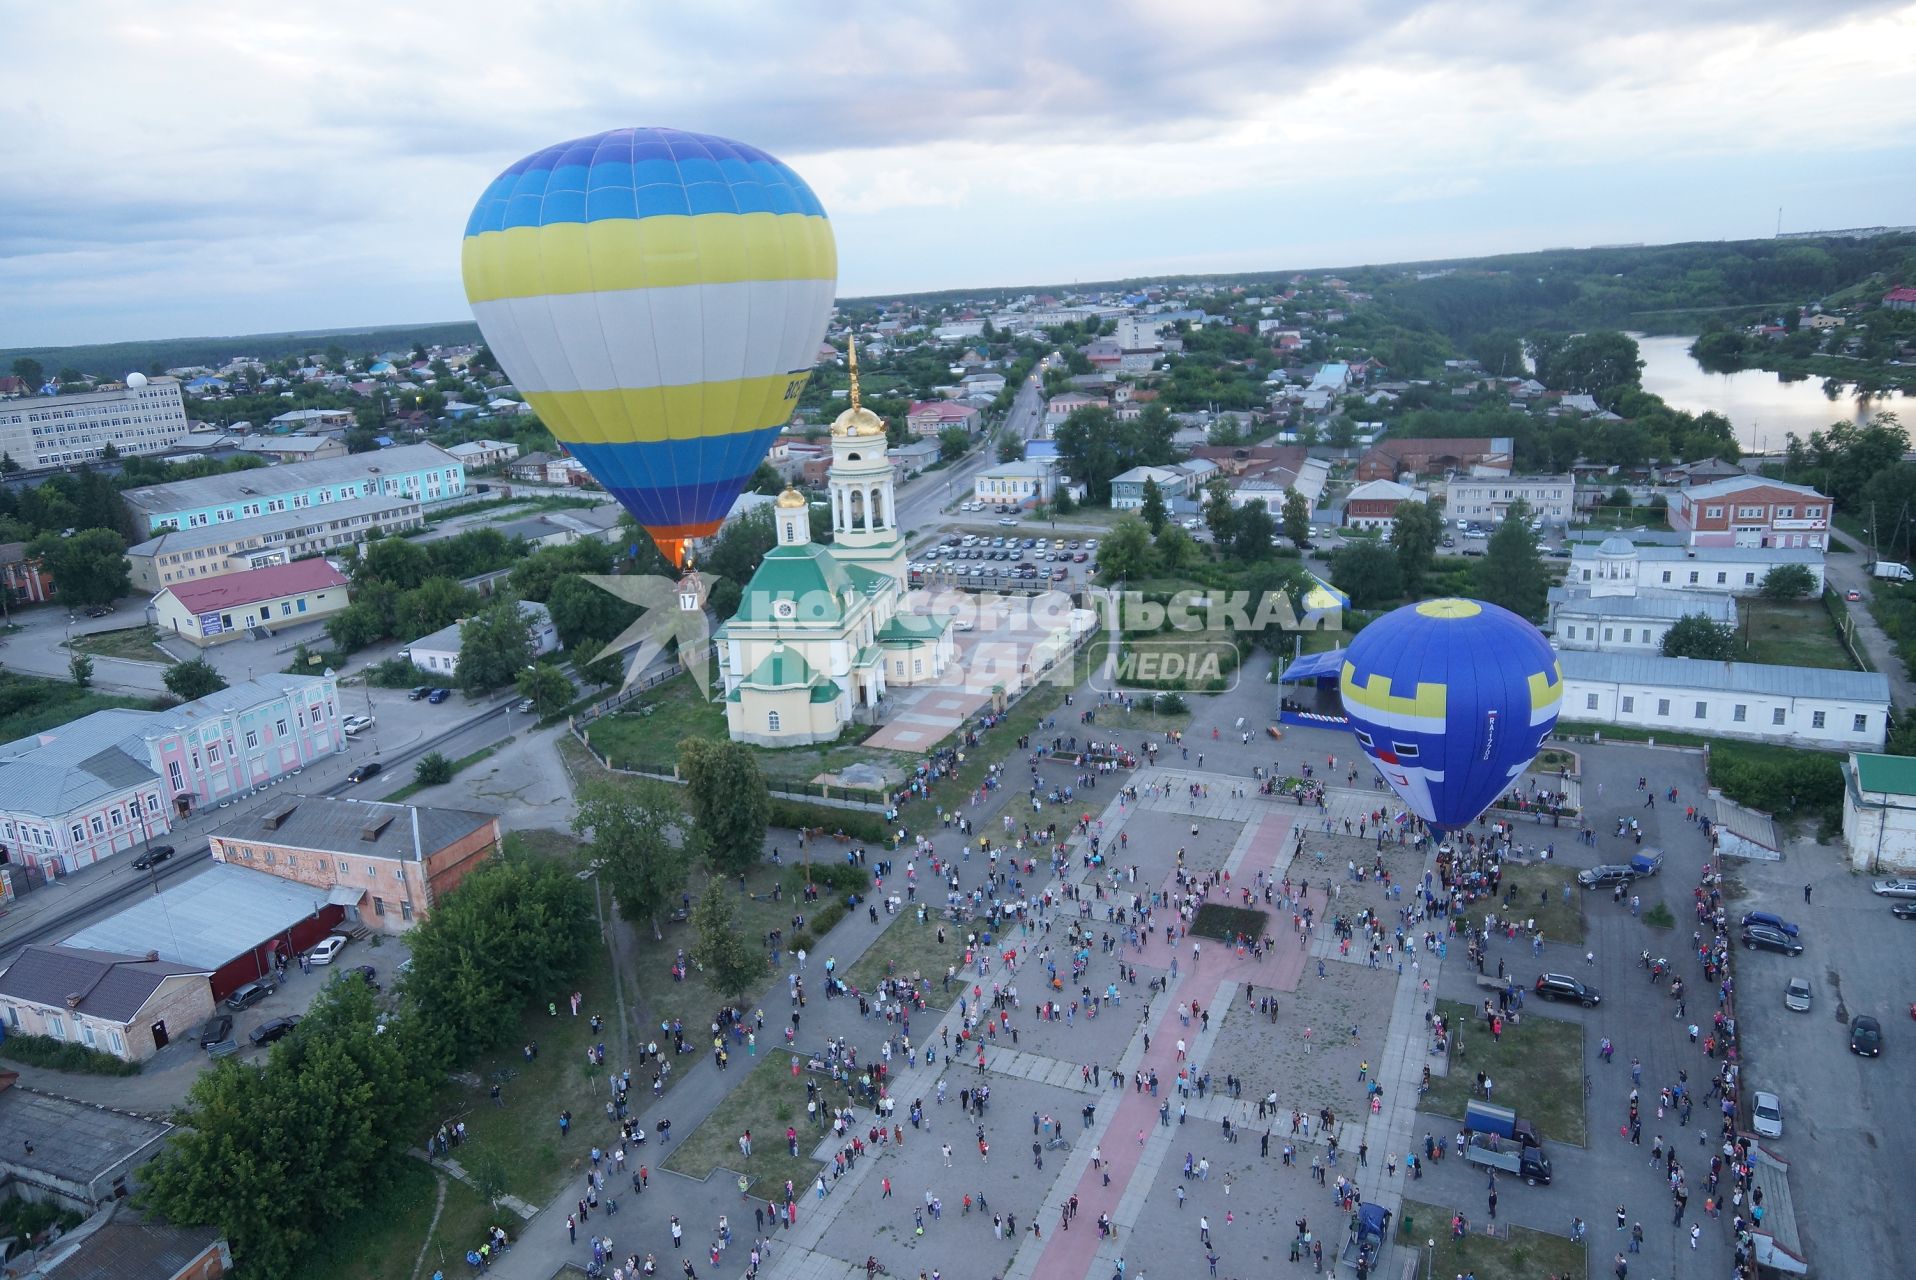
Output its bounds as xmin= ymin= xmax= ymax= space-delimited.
xmin=1533 ymin=973 xmax=1601 ymax=1006
xmin=1741 ymin=924 xmax=1803 ymax=956
xmin=1891 ymin=902 xmax=1916 ymax=920
xmin=84 ymin=605 xmax=114 ymax=618
xmin=1576 ymin=865 xmax=1635 ymax=889
xmin=1872 ymin=878 xmax=1916 ymax=898
xmin=343 ymin=714 xmax=375 ymax=736
xmin=224 ymin=979 xmax=276 ymax=1011
xmin=198 ymin=1013 xmax=234 ymax=1049
xmin=515 ymin=698 xmax=536 ymax=713
xmin=347 ymin=964 xmax=380 ymax=992
xmin=306 ymin=934 xmax=350 ymax=965
xmin=347 ymin=761 xmax=383 ymax=784
xmin=130 ymin=844 xmax=176 ymax=871
xmin=997 ymin=517 xmax=1018 ymax=527
xmin=1740 ymin=911 xmax=1799 ymax=937
xmin=250 ymin=1016 xmax=301 ymax=1047
xmin=1850 ymin=1013 xmax=1884 ymax=1057
xmin=1751 ymin=1091 xmax=1783 ymax=1138
xmin=408 ymin=686 xmax=431 ymax=700
xmin=428 ymin=688 xmax=452 ymax=704
xmin=1846 ymin=588 xmax=1863 ymax=602
xmin=1784 ymin=977 xmax=1813 ymax=1011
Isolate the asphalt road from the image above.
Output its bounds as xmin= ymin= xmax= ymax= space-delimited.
xmin=893 ymin=373 xmax=1044 ymax=533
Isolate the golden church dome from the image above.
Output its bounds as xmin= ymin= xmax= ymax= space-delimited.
xmin=775 ymin=486 xmax=808 ymax=509
xmin=829 ymin=334 xmax=888 ymax=437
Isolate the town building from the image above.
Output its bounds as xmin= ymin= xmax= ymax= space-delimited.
xmin=0 ymin=541 xmax=53 ymax=604
xmin=1566 ymin=538 xmax=1826 ymax=596
xmin=0 ymin=376 xmax=191 ymax=471
xmin=1342 ymin=479 xmax=1426 ymax=533
xmin=505 ymin=452 xmax=591 ymax=485
xmin=121 ymin=443 xmax=465 ymax=535
xmin=1356 ymin=436 xmax=1513 ymax=482
xmin=1109 ymin=461 xmax=1218 ymax=509
xmin=490 ymin=505 xmax=623 ymax=551
xmin=267 ymin=408 xmax=356 ymax=432
xmin=125 ymin=493 xmax=423 ymax=593
xmin=445 ymin=438 xmax=522 ymax=469
xmin=1666 ymin=476 xmax=1831 ymax=549
xmin=3 ymin=1200 xmax=232 ymax=1279
xmin=0 ymin=945 xmax=214 ymax=1063
xmin=887 ymin=438 xmax=941 ymax=473
xmin=150 ymin=559 xmax=351 ymax=646
xmin=1881 ymin=286 xmax=1916 ymax=312
xmin=1558 ymin=650 xmax=1887 ymax=750
xmin=208 ymin=795 xmax=502 ymax=932
xmin=57 ymin=862 xmax=347 ymax=1000
xmin=1842 ymin=752 xmax=1916 ymax=873
xmin=0 ymin=674 xmax=344 ymax=876
xmin=1447 ymin=475 xmax=1575 ymax=527
xmin=905 ymin=400 xmax=981 ymax=437
xmin=717 ymin=379 xmax=954 ymax=746
xmin=1044 ymin=391 xmax=1110 ymax=432
xmin=973 ymin=459 xmax=1063 ymax=507
xmin=0 ymin=1072 xmax=175 ymax=1213
xmin=1548 ymin=585 xmax=1737 ymax=653
xmin=403 ymin=600 xmax=559 ymax=678
xmin=234 ymin=434 xmax=347 ymax=463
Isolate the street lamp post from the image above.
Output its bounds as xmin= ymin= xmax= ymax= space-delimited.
xmin=1426 ymin=1238 xmax=1435 ymax=1280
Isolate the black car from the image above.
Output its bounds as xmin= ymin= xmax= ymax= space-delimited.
xmin=347 ymin=761 xmax=383 ymax=784
xmin=224 ymin=978 xmax=276 ymax=1011
xmin=347 ymin=964 xmax=380 ymax=992
xmin=249 ymin=1016 xmax=301 ymax=1047
xmin=1891 ymin=902 xmax=1916 ymax=920
xmin=1850 ymin=1014 xmax=1884 ymax=1056
xmin=131 ymin=843 xmax=176 ymax=871
xmin=1741 ymin=924 xmax=1804 ymax=956
xmin=1534 ymin=973 xmax=1601 ymax=1006
xmin=198 ymin=1014 xmax=233 ymax=1049
xmin=84 ymin=605 xmax=113 ymax=618
xmin=1576 ymin=865 xmax=1635 ymax=889
xmin=408 ymin=686 xmax=431 ymax=700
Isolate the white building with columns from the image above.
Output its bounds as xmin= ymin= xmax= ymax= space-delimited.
xmin=717 ymin=367 xmax=954 ymax=747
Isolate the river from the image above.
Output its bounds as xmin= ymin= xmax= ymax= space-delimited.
xmin=1630 ymin=333 xmax=1907 ymax=454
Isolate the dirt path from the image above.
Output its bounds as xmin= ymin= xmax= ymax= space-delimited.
xmin=408 ymin=1171 xmax=449 ymax=1280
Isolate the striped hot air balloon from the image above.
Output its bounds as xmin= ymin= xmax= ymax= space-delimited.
xmin=461 ymin=127 xmax=837 ymax=567
xmin=1339 ymin=598 xmax=1563 ymax=833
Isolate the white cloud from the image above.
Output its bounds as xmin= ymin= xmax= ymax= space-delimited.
xmin=2 ymin=1 xmax=1914 ymax=343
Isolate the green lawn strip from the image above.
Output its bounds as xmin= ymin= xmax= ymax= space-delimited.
xmin=1492 ymin=861 xmax=1586 ymax=946
xmin=0 ymin=673 xmax=159 ymax=740
xmin=624 ymin=866 xmax=796 ymax=1036
xmin=661 ymin=1050 xmax=825 ymax=1201
xmin=1422 ymin=999 xmax=1586 ymax=1146
xmin=1397 ymin=1198 xmax=1586 ymax=1280
xmin=1741 ymin=598 xmax=1856 ymax=670
xmin=1551 ymin=721 xmax=1712 ymax=747
xmin=841 ymin=909 xmax=991 ymax=1008
xmin=291 ymin=1157 xmax=505 ymax=1280
xmin=383 ymin=738 xmax=514 ymax=801
xmin=66 ymin=624 xmax=178 ymax=665
xmin=1190 ymin=903 xmax=1269 ymax=944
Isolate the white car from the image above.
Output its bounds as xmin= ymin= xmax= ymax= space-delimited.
xmin=343 ymin=714 xmax=375 ymax=736
xmin=1872 ymin=878 xmax=1916 ymax=899
xmin=1784 ymin=977 xmax=1812 ymax=1012
xmin=1752 ymin=1091 xmax=1783 ymax=1138
xmin=307 ymin=934 xmax=349 ymax=966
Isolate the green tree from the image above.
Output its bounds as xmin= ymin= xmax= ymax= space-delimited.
xmin=0 ymin=453 xmax=18 ymax=476
xmin=1473 ymin=499 xmax=1548 ymax=619
xmin=1281 ymin=491 xmax=1311 ymax=548
xmin=1332 ymin=542 xmax=1403 ymax=608
xmin=396 ymin=576 xmax=478 ymax=638
xmin=1231 ymin=499 xmax=1277 ymax=563
xmin=508 ymin=540 xmax=615 ymax=603
xmin=10 ymin=357 xmax=44 ymax=390
xmin=414 ymin=752 xmax=454 ymax=786
xmin=325 ymin=603 xmax=387 ymax=653
xmin=1661 ymin=613 xmax=1739 ymax=660
xmin=355 ymin=535 xmax=431 ymax=590
xmin=404 ymin=852 xmax=595 ymax=1059
xmin=677 ymin=738 xmax=769 ymax=875
xmin=454 ymin=600 xmax=533 ymax=693
xmin=1758 ymin=563 xmax=1818 ymax=601
xmin=689 ymin=878 xmax=762 ymax=1002
xmin=164 ymin=658 xmax=227 ymax=701
xmin=573 ymin=777 xmax=691 ymax=936
xmin=1094 ymin=516 xmax=1153 ymax=582
xmin=512 ymin=662 xmax=569 ymax=716
xmin=937 ymin=426 xmax=972 ymax=461
xmin=28 ymin=528 xmax=129 ymax=608
xmin=1389 ymin=500 xmax=1444 ymax=593
xmin=996 ymin=432 xmax=1026 ymax=463
xmin=1139 ymin=477 xmax=1168 ymax=535
xmin=68 ymin=653 xmax=93 ymax=689
xmin=1202 ymin=477 xmax=1237 ymax=545
xmin=1153 ymin=524 xmax=1202 ymax=576
xmin=1531 ymin=331 xmax=1644 ymax=406
xmin=1052 ymin=483 xmax=1077 ymax=515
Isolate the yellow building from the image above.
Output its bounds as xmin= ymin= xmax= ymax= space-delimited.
xmin=718 ymin=347 xmax=954 ymax=746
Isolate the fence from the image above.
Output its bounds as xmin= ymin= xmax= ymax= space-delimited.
xmin=568 ymin=736 xmax=891 ymax=810
xmin=1821 ymin=585 xmax=1874 ymax=672
xmin=572 ymin=643 xmax=715 ymax=729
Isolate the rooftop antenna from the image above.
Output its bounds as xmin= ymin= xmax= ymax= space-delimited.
xmin=1776 ymin=207 xmax=1783 ymax=237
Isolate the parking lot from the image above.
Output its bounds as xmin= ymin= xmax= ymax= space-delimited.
xmin=909 ymin=528 xmax=1099 ymax=593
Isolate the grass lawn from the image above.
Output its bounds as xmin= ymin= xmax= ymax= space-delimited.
xmin=382 ymin=738 xmax=515 ymax=801
xmin=841 ymin=909 xmax=988 ymax=1007
xmin=1190 ymin=903 xmax=1269 ymax=943
xmin=661 ymin=1050 xmax=825 ymax=1200
xmin=0 ymin=673 xmax=159 ymax=741
xmin=1493 ymin=861 xmax=1586 ymax=945
xmin=1397 ymin=1199 xmax=1586 ymax=1280
xmin=1422 ymin=999 xmax=1586 ymax=1146
xmin=582 ymin=674 xmax=908 ymax=789
xmin=1574 ymin=507 xmax=1670 ymax=532
xmin=1740 ymin=598 xmax=1857 ymax=670
xmin=1117 ymin=627 xmax=1240 ymax=692
xmin=66 ymin=624 xmax=177 ymax=665
xmin=294 ymin=1159 xmax=505 ymax=1280
xmin=624 ymin=864 xmax=796 ymax=1035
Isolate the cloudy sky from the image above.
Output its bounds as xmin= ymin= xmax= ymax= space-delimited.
xmin=6 ymin=0 xmax=1915 ymax=348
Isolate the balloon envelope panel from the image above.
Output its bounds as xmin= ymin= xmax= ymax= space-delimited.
xmin=461 ymin=127 xmax=837 ymax=565
xmin=1338 ymin=598 xmax=1562 ymax=832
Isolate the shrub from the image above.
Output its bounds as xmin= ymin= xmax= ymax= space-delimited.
xmin=788 ymin=929 xmax=816 ymax=955
xmin=414 ymin=752 xmax=454 ymax=787
xmin=1644 ymin=903 xmax=1676 ymax=929
xmin=811 ymin=901 xmax=849 ymax=936
xmin=0 ymin=1031 xmax=141 ymax=1076
xmin=785 ymin=860 xmax=871 ymax=898
xmin=366 ymin=656 xmax=422 ymax=689
xmin=1190 ymin=903 xmax=1270 ymax=944
xmin=768 ymin=799 xmax=888 ymax=843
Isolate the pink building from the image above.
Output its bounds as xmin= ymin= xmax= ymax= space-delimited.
xmin=1666 ymin=476 xmax=1831 ymax=549
xmin=0 ymin=675 xmax=342 ymax=878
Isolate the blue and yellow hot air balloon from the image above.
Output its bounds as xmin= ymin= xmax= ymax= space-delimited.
xmin=1338 ymin=598 xmax=1562 ymax=832
xmin=462 ymin=127 xmax=837 ymax=567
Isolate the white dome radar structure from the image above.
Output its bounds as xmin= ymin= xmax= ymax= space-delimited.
xmin=125 ymin=372 xmax=148 ymax=388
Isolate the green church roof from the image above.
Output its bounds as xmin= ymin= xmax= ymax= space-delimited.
xmin=741 ymin=645 xmax=824 ymax=690
xmin=731 ymin=545 xmax=864 ymax=625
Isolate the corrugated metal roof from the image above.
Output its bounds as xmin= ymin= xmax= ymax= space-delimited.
xmin=59 ymin=863 xmax=330 ymax=970
xmin=120 ymin=443 xmax=461 ymax=516
xmin=1854 ymin=753 xmax=1916 ymax=797
xmin=1558 ymin=651 xmax=1889 ymax=703
xmin=162 ymin=558 xmax=347 ymax=615
xmin=210 ymin=794 xmax=495 ymax=862
xmin=126 ymin=493 xmax=419 ymax=558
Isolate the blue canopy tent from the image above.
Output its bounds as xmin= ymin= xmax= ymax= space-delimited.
xmin=1277 ymin=646 xmax=1350 ymax=725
